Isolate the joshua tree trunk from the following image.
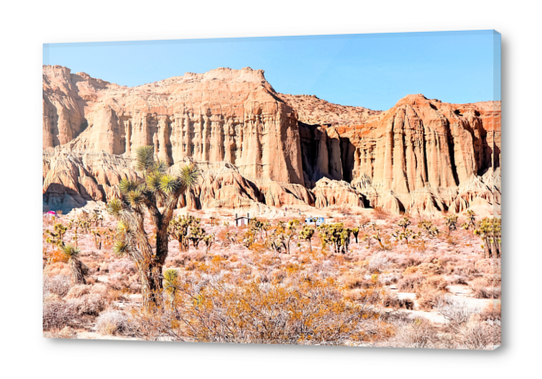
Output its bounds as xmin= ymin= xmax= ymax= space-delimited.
xmin=137 ymin=260 xmax=164 ymax=310
xmin=69 ymin=258 xmax=86 ymax=285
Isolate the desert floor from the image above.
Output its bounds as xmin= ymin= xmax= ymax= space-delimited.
xmin=43 ymin=205 xmax=501 ymax=349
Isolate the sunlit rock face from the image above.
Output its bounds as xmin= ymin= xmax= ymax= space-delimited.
xmin=43 ymin=66 xmax=500 ymax=214
xmin=43 ymin=65 xmax=304 ymax=185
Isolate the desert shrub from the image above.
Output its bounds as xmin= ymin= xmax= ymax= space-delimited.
xmin=89 ymin=283 xmax=109 ymax=296
xmin=108 ymin=259 xmax=137 ymax=276
xmin=391 ymin=318 xmax=439 ymax=349
xmin=403 ymin=266 xmax=419 ymax=276
xmin=43 ymin=262 xmax=71 ymax=277
xmin=96 ymin=311 xmax=135 ymax=336
xmin=453 ymin=263 xmax=479 ymax=277
xmin=45 ymin=247 xmax=69 ymax=265
xmin=397 ymin=273 xmax=425 ymax=292
xmin=381 ymin=291 xmax=414 ymax=310
xmin=68 ymin=293 xmax=106 ymax=316
xmin=395 ymin=253 xmax=423 ymax=269
xmin=448 ymin=275 xmax=469 ymax=285
xmin=367 ymin=253 xmax=389 ymax=273
xmin=65 ymin=284 xmax=91 ymax=299
xmin=342 ymin=272 xmax=371 ymax=289
xmin=43 ymin=275 xmax=71 ymax=298
xmin=417 ymin=287 xmax=445 ymax=311
xmin=437 ymin=296 xmax=479 ymax=327
xmin=471 ymin=278 xmax=501 ymax=299
xmin=459 ymin=321 xmax=501 ymax=349
xmin=417 ymin=260 xmax=444 ymax=275
xmin=423 ymin=275 xmax=448 ymax=291
xmin=43 ymin=300 xmax=78 ymax=330
xmin=57 ymin=326 xmax=77 ymax=339
xmin=129 ymin=275 xmax=387 ymax=345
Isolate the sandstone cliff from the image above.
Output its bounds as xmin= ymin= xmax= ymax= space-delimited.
xmin=43 ymin=65 xmax=304 ymax=185
xmin=43 ymin=65 xmax=501 ymax=215
xmin=286 ymin=94 xmax=501 ymax=214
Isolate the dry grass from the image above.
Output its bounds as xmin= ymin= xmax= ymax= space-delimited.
xmin=41 ymin=211 xmax=501 ymax=348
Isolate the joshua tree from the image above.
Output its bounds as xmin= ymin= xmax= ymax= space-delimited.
xmin=45 ymin=223 xmax=68 ymax=248
xmin=225 ymin=231 xmax=237 ymax=245
xmin=444 ymin=214 xmax=459 ymax=235
xmin=300 ymin=224 xmax=315 ymax=252
xmin=169 ymin=215 xmax=199 ymax=252
xmin=91 ymin=230 xmax=102 ymax=250
xmin=203 ymin=234 xmax=215 ymax=254
xmin=339 ymin=228 xmax=351 ymax=254
xmin=391 ymin=227 xmax=418 ymax=245
xmin=249 ymin=218 xmax=265 ymax=242
xmin=397 ymin=216 xmax=411 ymax=232
xmin=61 ymin=243 xmax=87 ymax=285
xmin=163 ymin=268 xmax=179 ymax=307
xmin=370 ymin=224 xmax=386 ymax=250
xmin=91 ymin=209 xmax=104 ymax=227
xmin=262 ymin=221 xmax=271 ymax=241
xmin=242 ymin=229 xmax=256 ymax=249
xmin=188 ymin=223 xmax=206 ymax=249
xmin=267 ymin=225 xmax=286 ymax=254
xmin=317 ymin=223 xmax=350 ymax=254
xmin=462 ymin=210 xmax=476 ymax=230
xmin=284 ymin=219 xmax=301 ymax=254
xmin=418 ymin=220 xmax=440 ymax=238
xmin=351 ymin=227 xmax=360 ymax=243
xmin=108 ymin=146 xmax=199 ymax=309
xmin=474 ymin=217 xmax=501 ymax=258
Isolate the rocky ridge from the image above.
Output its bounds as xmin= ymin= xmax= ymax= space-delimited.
xmin=43 ymin=65 xmax=501 ymax=215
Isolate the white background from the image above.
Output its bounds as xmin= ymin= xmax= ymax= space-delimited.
xmin=0 ymin=1 xmax=540 ymax=377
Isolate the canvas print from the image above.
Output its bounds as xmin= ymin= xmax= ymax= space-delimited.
xmin=42 ymin=30 xmax=501 ymax=348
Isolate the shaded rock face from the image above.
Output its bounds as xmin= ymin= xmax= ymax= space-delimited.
xmin=43 ymin=150 xmax=139 ymax=213
xmin=43 ymin=153 xmax=315 ymax=213
xmin=312 ymin=178 xmax=365 ymax=208
xmin=43 ymin=66 xmax=501 ymax=215
xmin=288 ymin=94 xmax=501 ymax=214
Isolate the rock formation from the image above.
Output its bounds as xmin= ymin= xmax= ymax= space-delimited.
xmin=287 ymin=94 xmax=501 ymax=214
xmin=43 ymin=65 xmax=501 ymax=215
xmin=43 ymin=65 xmax=304 ymax=185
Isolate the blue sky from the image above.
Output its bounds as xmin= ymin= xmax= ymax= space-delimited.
xmin=43 ymin=30 xmax=500 ymax=110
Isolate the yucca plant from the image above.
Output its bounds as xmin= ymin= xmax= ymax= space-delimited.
xmin=45 ymin=223 xmax=68 ymax=248
xmin=418 ymin=220 xmax=440 ymax=238
xmin=91 ymin=229 xmax=102 ymax=250
xmin=169 ymin=215 xmax=199 ymax=251
xmin=391 ymin=227 xmax=418 ymax=245
xmin=249 ymin=218 xmax=265 ymax=241
xmin=474 ymin=217 xmax=501 ymax=258
xmin=203 ymin=234 xmax=215 ymax=254
xmin=317 ymin=223 xmax=350 ymax=254
xmin=284 ymin=219 xmax=301 ymax=254
xmin=107 ymin=146 xmax=200 ymax=309
xmin=300 ymin=224 xmax=315 ymax=252
xmin=397 ymin=216 xmax=411 ymax=232
xmin=444 ymin=214 xmax=459 ymax=235
xmin=61 ymin=243 xmax=87 ymax=285
xmin=163 ymin=268 xmax=179 ymax=306
xmin=461 ymin=210 xmax=477 ymax=230
xmin=351 ymin=227 xmax=360 ymax=243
